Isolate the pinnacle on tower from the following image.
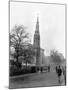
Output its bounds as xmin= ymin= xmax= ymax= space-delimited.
xmin=34 ymin=16 xmax=40 ymax=48
xmin=37 ymin=16 xmax=39 ymax=24
xmin=35 ymin=16 xmax=39 ymax=34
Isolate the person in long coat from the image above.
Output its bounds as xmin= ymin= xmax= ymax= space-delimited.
xmin=57 ymin=65 xmax=62 ymax=83
xmin=62 ymin=66 xmax=66 ymax=85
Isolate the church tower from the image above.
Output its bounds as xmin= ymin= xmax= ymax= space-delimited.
xmin=33 ymin=17 xmax=40 ymax=69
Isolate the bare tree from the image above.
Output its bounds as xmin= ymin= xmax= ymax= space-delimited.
xmin=22 ymin=44 xmax=35 ymax=69
xmin=10 ymin=24 xmax=30 ymax=68
xmin=50 ymin=50 xmax=65 ymax=65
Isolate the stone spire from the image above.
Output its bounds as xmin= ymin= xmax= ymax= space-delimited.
xmin=33 ymin=16 xmax=40 ymax=49
xmin=33 ymin=16 xmax=40 ymax=71
xmin=35 ymin=16 xmax=39 ymax=35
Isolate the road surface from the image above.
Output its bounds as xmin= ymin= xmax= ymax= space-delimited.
xmin=9 ymin=71 xmax=65 ymax=89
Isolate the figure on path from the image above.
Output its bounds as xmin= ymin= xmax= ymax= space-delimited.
xmin=62 ymin=66 xmax=66 ymax=85
xmin=57 ymin=66 xmax=62 ymax=83
xmin=41 ymin=67 xmax=43 ymax=72
xmin=48 ymin=65 xmax=50 ymax=72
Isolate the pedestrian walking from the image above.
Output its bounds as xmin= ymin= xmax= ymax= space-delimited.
xmin=48 ymin=65 xmax=50 ymax=72
xmin=41 ymin=67 xmax=43 ymax=72
xmin=57 ymin=66 xmax=62 ymax=83
xmin=62 ymin=66 xmax=66 ymax=85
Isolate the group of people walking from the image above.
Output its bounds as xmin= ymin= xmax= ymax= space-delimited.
xmin=45 ymin=64 xmax=66 ymax=85
xmin=38 ymin=64 xmax=66 ymax=85
xmin=56 ymin=65 xmax=66 ymax=85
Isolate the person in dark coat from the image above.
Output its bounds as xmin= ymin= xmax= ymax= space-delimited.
xmin=48 ymin=65 xmax=50 ymax=72
xmin=57 ymin=65 xmax=62 ymax=83
xmin=63 ymin=66 xmax=66 ymax=85
xmin=41 ymin=67 xmax=43 ymax=72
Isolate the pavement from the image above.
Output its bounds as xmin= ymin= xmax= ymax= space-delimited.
xmin=9 ymin=71 xmax=65 ymax=89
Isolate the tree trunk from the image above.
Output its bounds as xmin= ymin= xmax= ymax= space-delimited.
xmin=16 ymin=55 xmax=20 ymax=69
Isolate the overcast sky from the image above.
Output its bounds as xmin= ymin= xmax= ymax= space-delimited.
xmin=10 ymin=2 xmax=65 ymax=57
